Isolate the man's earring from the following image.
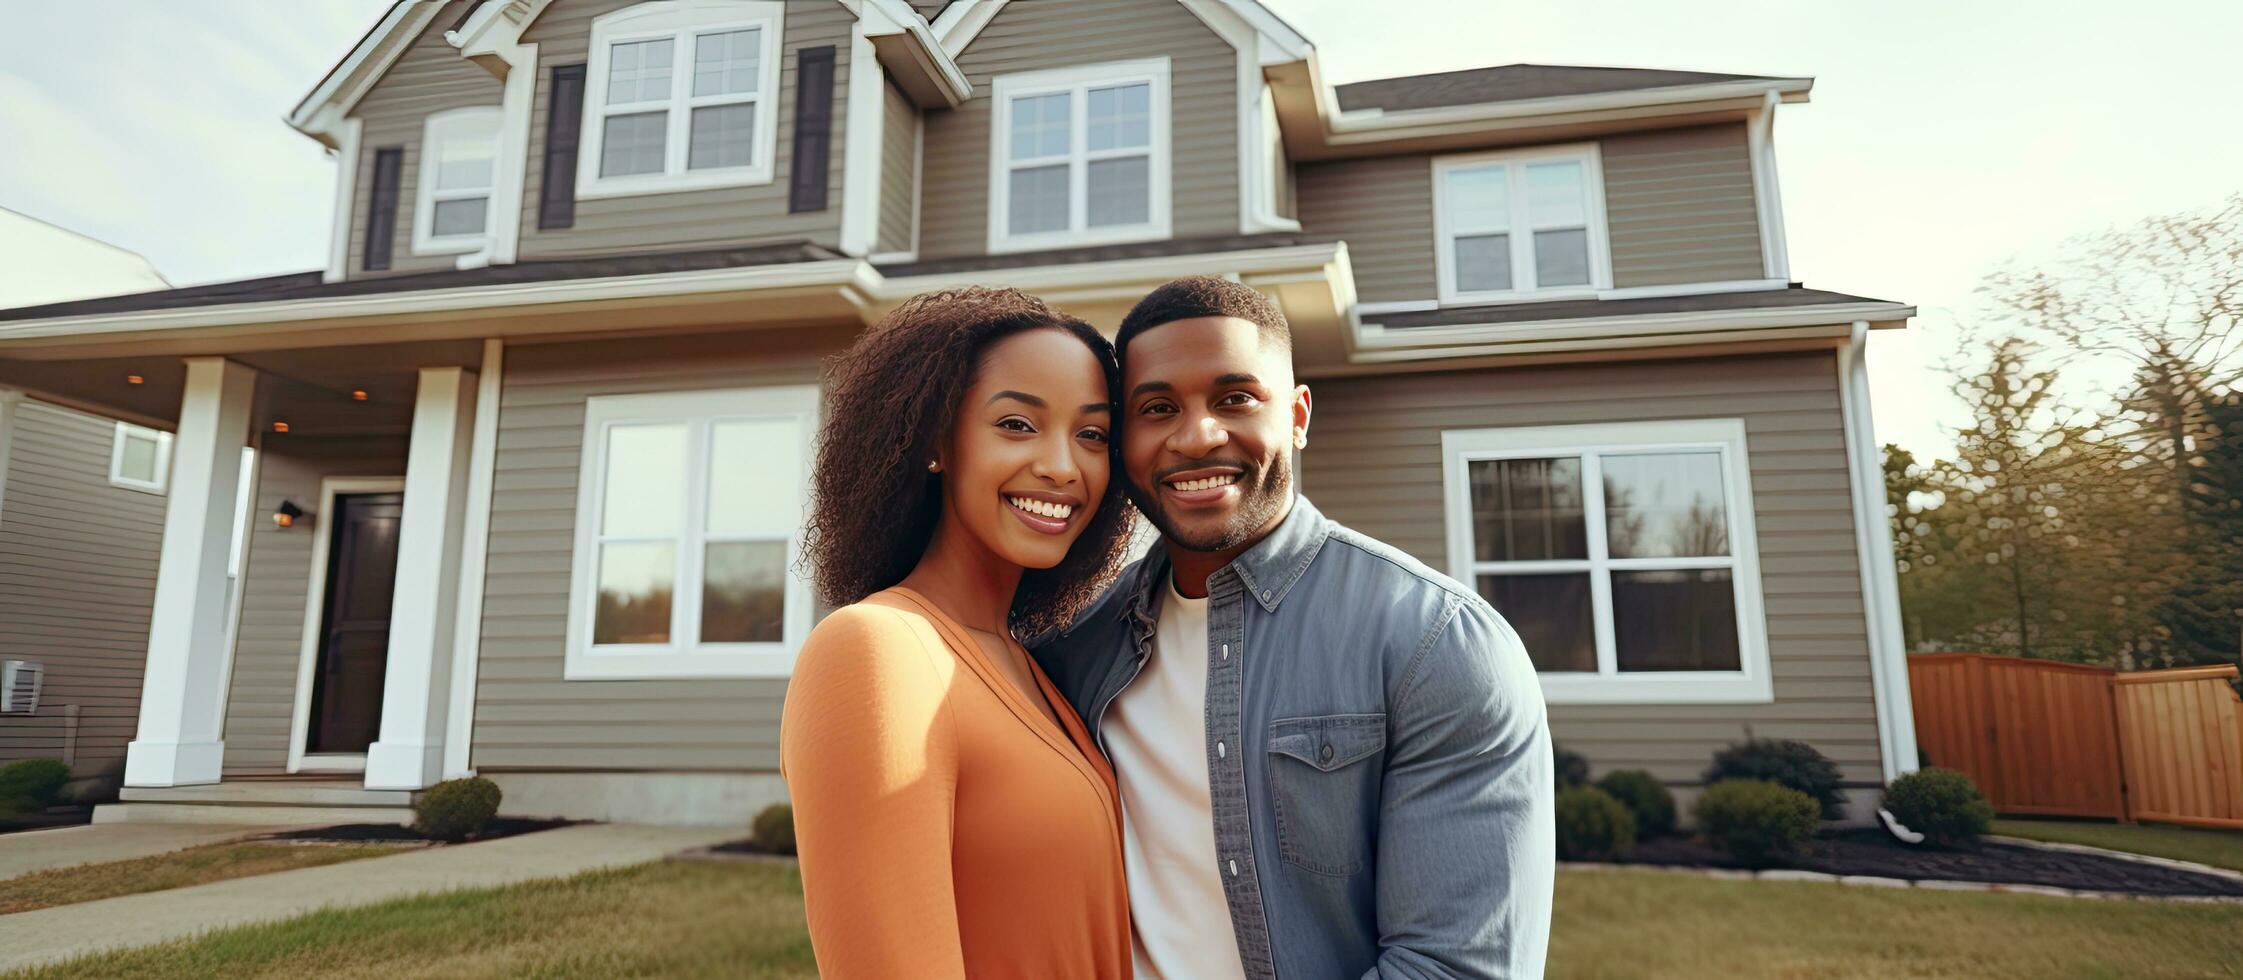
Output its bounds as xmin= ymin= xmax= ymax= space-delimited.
xmin=1294 ymin=435 xmax=1307 ymax=449
xmin=926 ymin=459 xmax=941 ymax=473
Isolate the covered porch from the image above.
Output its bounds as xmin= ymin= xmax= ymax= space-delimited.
xmin=0 ymin=339 xmax=497 ymax=795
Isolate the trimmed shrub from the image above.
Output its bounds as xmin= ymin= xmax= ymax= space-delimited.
xmin=1596 ymin=769 xmax=1677 ymax=838
xmin=0 ymin=759 xmax=69 ymax=814
xmin=1704 ymin=738 xmax=1847 ymax=820
xmin=1554 ymin=786 xmax=1636 ymax=861
xmin=753 ymin=803 xmax=796 ymax=855
xmin=1695 ymin=779 xmax=1819 ymax=867
xmin=413 ymin=777 xmax=502 ymax=842
xmin=1882 ymin=767 xmax=1994 ymax=846
xmin=1553 ymin=745 xmax=1592 ymax=789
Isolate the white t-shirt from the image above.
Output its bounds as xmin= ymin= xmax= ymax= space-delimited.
xmin=1102 ymin=578 xmax=1247 ymax=980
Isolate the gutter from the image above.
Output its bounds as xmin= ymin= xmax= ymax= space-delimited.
xmin=0 ymin=242 xmax=1353 ymax=348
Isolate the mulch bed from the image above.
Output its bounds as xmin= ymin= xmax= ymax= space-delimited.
xmin=0 ymin=806 xmax=93 ymax=835
xmin=256 ymin=817 xmax=578 ymax=845
xmin=1612 ymin=828 xmax=2243 ymax=898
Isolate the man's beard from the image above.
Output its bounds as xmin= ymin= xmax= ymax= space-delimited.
xmin=1128 ymin=452 xmax=1295 ymax=554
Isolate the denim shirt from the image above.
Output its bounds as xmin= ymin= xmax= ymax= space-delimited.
xmin=1032 ymin=497 xmax=1555 ymax=979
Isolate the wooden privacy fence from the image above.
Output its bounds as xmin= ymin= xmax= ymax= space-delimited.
xmin=1909 ymin=654 xmax=2243 ymax=829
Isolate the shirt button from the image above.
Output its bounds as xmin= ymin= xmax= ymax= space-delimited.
xmin=1221 ymin=644 xmax=1230 ymax=661
xmin=1228 ymin=860 xmax=1239 ymax=877
xmin=1217 ymin=741 xmax=1227 ymax=758
xmin=1321 ymin=744 xmax=1335 ymax=762
xmin=1262 ymin=590 xmax=1273 ymax=602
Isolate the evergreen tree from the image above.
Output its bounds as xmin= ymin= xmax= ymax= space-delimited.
xmin=2156 ymin=390 xmax=2243 ymax=666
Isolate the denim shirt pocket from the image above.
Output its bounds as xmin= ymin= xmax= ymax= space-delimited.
xmin=1267 ymin=713 xmax=1387 ymax=877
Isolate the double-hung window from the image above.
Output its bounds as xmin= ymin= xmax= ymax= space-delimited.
xmin=1434 ymin=144 xmax=1611 ymax=304
xmin=1442 ymin=419 xmax=1772 ymax=704
xmin=109 ymin=421 xmax=172 ymax=494
xmin=989 ymin=58 xmax=1171 ymax=253
xmin=413 ymin=106 xmax=501 ymax=255
xmin=565 ymin=386 xmax=817 ymax=679
xmin=577 ymin=0 xmax=783 ymax=198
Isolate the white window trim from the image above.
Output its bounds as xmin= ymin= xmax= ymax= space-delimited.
xmin=564 ymin=385 xmax=818 ymax=680
xmin=1432 ymin=143 xmax=1614 ymax=307
xmin=412 ymin=106 xmax=503 ymax=257
xmin=1440 ymin=418 xmax=1773 ymax=705
xmin=575 ymin=0 xmax=785 ymax=201
xmin=987 ymin=58 xmax=1172 ymax=255
xmin=109 ymin=421 xmax=172 ymax=494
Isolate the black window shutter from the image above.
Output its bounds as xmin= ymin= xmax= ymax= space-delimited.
xmin=540 ymin=64 xmax=587 ymax=230
xmin=790 ymin=46 xmax=837 ymax=213
xmin=363 ymin=146 xmax=404 ymax=271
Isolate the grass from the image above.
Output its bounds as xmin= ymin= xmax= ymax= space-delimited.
xmin=1991 ymin=818 xmax=2243 ymax=875
xmin=0 ymin=842 xmax=399 ymax=915
xmin=7 ymin=860 xmax=818 ymax=980
xmin=12 ymin=859 xmax=2243 ymax=979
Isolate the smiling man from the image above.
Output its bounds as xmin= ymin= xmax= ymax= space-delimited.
xmin=1033 ymin=277 xmax=1556 ymax=979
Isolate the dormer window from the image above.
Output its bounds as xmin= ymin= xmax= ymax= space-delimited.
xmin=988 ymin=59 xmax=1172 ymax=254
xmin=413 ymin=106 xmax=502 ymax=255
xmin=577 ymin=0 xmax=784 ymax=199
xmin=1433 ymin=144 xmax=1614 ymax=304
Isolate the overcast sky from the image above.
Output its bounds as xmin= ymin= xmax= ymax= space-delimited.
xmin=4 ymin=0 xmax=2239 ymax=457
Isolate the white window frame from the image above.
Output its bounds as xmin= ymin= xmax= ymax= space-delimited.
xmin=412 ymin=106 xmax=503 ymax=256
xmin=987 ymin=58 xmax=1172 ymax=255
xmin=563 ymin=385 xmax=818 ymax=680
xmin=575 ymin=0 xmax=785 ymax=201
xmin=1440 ymin=418 xmax=1773 ymax=704
xmin=108 ymin=421 xmax=172 ymax=494
xmin=1432 ymin=143 xmax=1614 ymax=306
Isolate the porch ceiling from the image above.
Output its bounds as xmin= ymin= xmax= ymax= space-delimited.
xmin=0 ymin=338 xmax=485 ymax=435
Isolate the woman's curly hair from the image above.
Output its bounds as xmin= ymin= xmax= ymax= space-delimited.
xmin=802 ymin=287 xmax=1135 ymax=635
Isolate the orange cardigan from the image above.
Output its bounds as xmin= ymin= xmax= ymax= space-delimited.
xmin=779 ymin=588 xmax=1130 ymax=980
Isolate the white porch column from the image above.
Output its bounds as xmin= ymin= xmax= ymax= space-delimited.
xmin=124 ymin=358 xmax=255 ymax=787
xmin=365 ymin=366 xmax=478 ymax=790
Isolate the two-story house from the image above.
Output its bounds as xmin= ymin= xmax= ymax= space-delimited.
xmin=0 ymin=0 xmax=1917 ymax=825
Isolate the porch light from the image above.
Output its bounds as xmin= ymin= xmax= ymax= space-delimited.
xmin=274 ymin=500 xmax=304 ymax=529
xmin=272 ymin=421 xmax=289 ymax=433
xmin=352 ymin=389 xmax=369 ymax=401
xmin=125 ymin=374 xmax=144 ymax=385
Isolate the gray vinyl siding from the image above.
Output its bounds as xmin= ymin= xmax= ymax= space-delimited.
xmin=221 ymin=436 xmax=409 ymax=775
xmin=345 ymin=0 xmax=502 ymax=278
xmin=473 ymin=328 xmax=848 ymax=772
xmin=1305 ymin=352 xmax=1886 ymax=787
xmin=0 ymin=401 xmax=165 ymax=776
xmin=517 ymin=0 xmax=852 ymax=259
xmin=877 ymin=78 xmax=919 ymax=254
xmin=918 ymin=0 xmax=1240 ymax=259
xmin=1295 ymin=154 xmax=1435 ymax=304
xmin=1602 ymin=124 xmax=1765 ymax=287
xmin=1294 ymin=123 xmax=1767 ymax=303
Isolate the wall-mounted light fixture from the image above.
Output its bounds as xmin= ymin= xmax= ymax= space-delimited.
xmin=351 ymin=389 xmax=369 ymax=402
xmin=271 ymin=421 xmax=290 ymax=433
xmin=125 ymin=374 xmax=144 ymax=386
xmin=274 ymin=500 xmax=305 ymax=529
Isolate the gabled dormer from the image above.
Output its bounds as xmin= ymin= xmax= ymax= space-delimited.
xmin=293 ymin=0 xmax=972 ymax=282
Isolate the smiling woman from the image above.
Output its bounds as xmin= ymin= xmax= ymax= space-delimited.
xmin=781 ymin=287 xmax=1137 ymax=980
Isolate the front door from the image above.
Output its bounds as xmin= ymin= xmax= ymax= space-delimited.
xmin=306 ymin=492 xmax=403 ymax=756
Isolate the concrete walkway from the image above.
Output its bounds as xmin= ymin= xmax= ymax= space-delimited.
xmin=0 ymin=823 xmax=740 ymax=973
xmin=0 ymin=823 xmax=269 ymax=880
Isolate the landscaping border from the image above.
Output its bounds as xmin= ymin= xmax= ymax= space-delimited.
xmin=1986 ymin=834 xmax=2243 ymax=885
xmin=1560 ymin=860 xmax=2243 ymax=905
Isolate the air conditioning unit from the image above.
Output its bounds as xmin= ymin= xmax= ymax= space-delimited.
xmin=1 ymin=660 xmax=41 ymax=714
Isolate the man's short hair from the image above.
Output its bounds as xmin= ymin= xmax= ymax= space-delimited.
xmin=1115 ymin=275 xmax=1292 ymax=362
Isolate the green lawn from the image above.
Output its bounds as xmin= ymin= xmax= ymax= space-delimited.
xmin=0 ymin=843 xmax=399 ymax=915
xmin=11 ymin=860 xmax=2243 ymax=979
xmin=1992 ymin=818 xmax=2243 ymax=875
